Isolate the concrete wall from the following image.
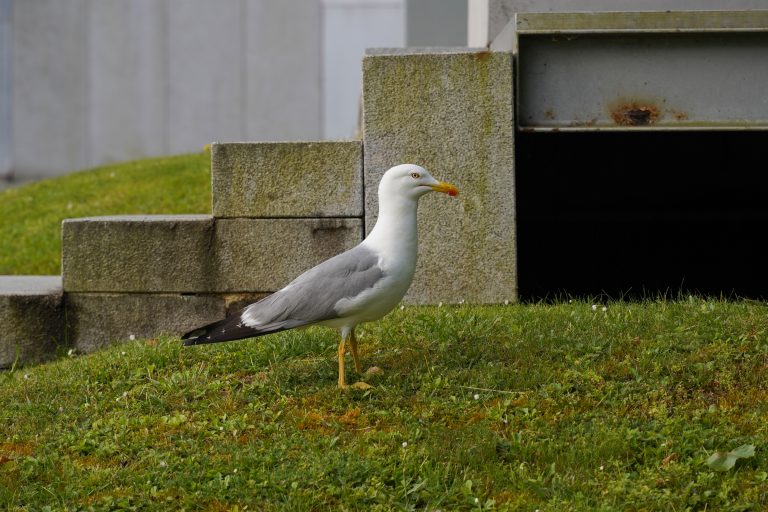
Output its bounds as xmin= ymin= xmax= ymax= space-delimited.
xmin=89 ymin=0 xmax=166 ymax=165
xmin=405 ymin=0 xmax=467 ymax=46
xmin=6 ymin=0 xmax=323 ymax=179
xmin=4 ymin=0 xmax=404 ymax=181
xmin=11 ymin=0 xmax=89 ymax=179
xmin=248 ymin=0 xmax=323 ymax=142
xmin=0 ymin=0 xmax=10 ymax=178
xmin=323 ymin=0 xmax=404 ymax=139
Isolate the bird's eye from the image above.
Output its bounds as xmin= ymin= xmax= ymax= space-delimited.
xmin=410 ymin=172 xmax=421 ymax=179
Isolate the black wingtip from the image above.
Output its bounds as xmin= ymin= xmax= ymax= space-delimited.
xmin=181 ymin=327 xmax=206 ymax=344
xmin=181 ymin=326 xmax=220 ymax=346
xmin=181 ymin=329 xmax=200 ymax=346
xmin=179 ymin=317 xmax=258 ymax=347
xmin=181 ymin=332 xmax=220 ymax=346
xmin=180 ymin=309 xmax=297 ymax=348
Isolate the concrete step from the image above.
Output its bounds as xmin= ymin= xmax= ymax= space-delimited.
xmin=362 ymin=49 xmax=517 ymax=304
xmin=0 ymin=276 xmax=65 ymax=368
xmin=211 ymin=141 xmax=362 ymax=218
xmin=215 ymin=218 xmax=363 ymax=291
xmin=0 ymin=279 xmax=270 ymax=359
xmin=66 ymin=292 xmax=267 ymax=353
xmin=62 ymin=215 xmax=214 ymax=293
xmin=62 ymin=215 xmax=363 ymax=293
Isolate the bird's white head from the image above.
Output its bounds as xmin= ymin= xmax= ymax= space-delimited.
xmin=378 ymin=164 xmax=458 ymax=201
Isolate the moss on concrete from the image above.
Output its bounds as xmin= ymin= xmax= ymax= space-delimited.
xmin=363 ymin=51 xmax=516 ymax=304
xmin=62 ymin=215 xmax=216 ymax=293
xmin=0 ymin=276 xmax=65 ymax=368
xmin=62 ymin=215 xmax=363 ymax=294
xmin=66 ymin=293 xmax=225 ymax=353
xmin=215 ymin=218 xmax=363 ymax=292
xmin=212 ymin=142 xmax=363 ymax=218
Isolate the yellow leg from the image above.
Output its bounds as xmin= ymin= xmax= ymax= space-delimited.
xmin=349 ymin=329 xmax=362 ymax=374
xmin=338 ymin=328 xmax=373 ymax=390
xmin=337 ymin=334 xmax=347 ymax=389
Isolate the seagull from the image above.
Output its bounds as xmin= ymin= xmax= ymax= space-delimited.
xmin=182 ymin=164 xmax=458 ymax=388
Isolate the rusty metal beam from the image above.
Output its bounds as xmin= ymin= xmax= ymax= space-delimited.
xmin=516 ymin=11 xmax=768 ymax=131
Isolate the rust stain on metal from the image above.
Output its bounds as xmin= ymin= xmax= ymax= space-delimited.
xmin=568 ymin=118 xmax=598 ymax=128
xmin=544 ymin=109 xmax=556 ymax=120
xmin=669 ymin=109 xmax=689 ymax=121
xmin=610 ymin=102 xmax=660 ymax=126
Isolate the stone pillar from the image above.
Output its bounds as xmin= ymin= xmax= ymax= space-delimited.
xmin=362 ymin=49 xmax=516 ymax=304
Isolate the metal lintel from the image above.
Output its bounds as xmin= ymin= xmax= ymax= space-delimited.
xmin=516 ymin=11 xmax=768 ymax=131
xmin=516 ymin=10 xmax=768 ymax=34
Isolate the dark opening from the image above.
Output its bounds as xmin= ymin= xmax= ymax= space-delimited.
xmin=515 ymin=131 xmax=768 ymax=301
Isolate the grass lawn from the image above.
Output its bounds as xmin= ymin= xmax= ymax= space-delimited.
xmin=0 ymin=153 xmax=210 ymax=275
xmin=1 ymin=156 xmax=766 ymax=509
xmin=2 ymin=300 xmax=767 ymax=510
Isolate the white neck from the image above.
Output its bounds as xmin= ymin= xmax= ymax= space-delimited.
xmin=363 ymin=194 xmax=420 ymax=265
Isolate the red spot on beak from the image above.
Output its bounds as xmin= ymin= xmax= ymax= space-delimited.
xmin=432 ymin=181 xmax=459 ymax=197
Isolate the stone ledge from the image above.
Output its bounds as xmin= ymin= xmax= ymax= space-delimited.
xmin=0 ymin=276 xmax=65 ymax=368
xmin=62 ymin=215 xmax=216 ymax=293
xmin=66 ymin=293 xmax=225 ymax=353
xmin=216 ymin=218 xmax=364 ymax=291
xmin=212 ymin=141 xmax=363 ymax=218
xmin=62 ymin=215 xmax=364 ymax=293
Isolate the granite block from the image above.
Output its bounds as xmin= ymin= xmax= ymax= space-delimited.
xmin=62 ymin=215 xmax=363 ymax=293
xmin=66 ymin=292 xmax=225 ymax=353
xmin=0 ymin=276 xmax=65 ymax=368
xmin=212 ymin=141 xmax=363 ymax=218
xmin=363 ymin=50 xmax=517 ymax=303
xmin=62 ymin=215 xmax=216 ymax=293
xmin=215 ymin=218 xmax=363 ymax=291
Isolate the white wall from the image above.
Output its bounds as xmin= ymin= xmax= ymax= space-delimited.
xmin=323 ymin=0 xmax=404 ymax=139
xmin=4 ymin=0 xmax=403 ymax=181
xmin=0 ymin=0 xmax=10 ymax=178
xmin=12 ymin=0 xmax=89 ymax=178
xmin=248 ymin=0 xmax=323 ymax=142
xmin=405 ymin=0 xmax=466 ymax=47
xmin=89 ymin=0 xmax=166 ymax=165
xmin=166 ymin=0 xmax=247 ymax=153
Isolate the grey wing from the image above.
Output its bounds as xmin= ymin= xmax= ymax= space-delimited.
xmin=240 ymin=244 xmax=384 ymax=331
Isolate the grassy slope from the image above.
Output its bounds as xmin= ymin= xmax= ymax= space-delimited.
xmin=2 ymin=300 xmax=767 ymax=510
xmin=0 ymin=153 xmax=210 ymax=275
xmin=1 ymin=156 xmax=766 ymax=509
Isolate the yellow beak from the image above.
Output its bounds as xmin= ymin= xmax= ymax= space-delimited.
xmin=431 ymin=181 xmax=459 ymax=197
